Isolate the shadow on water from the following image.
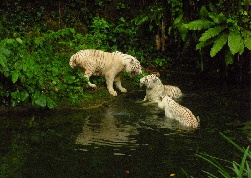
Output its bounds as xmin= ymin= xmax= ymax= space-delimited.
xmin=0 ymin=73 xmax=250 ymax=177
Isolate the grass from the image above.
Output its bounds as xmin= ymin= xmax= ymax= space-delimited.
xmin=184 ymin=133 xmax=251 ymax=178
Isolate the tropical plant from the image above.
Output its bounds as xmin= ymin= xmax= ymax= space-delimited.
xmin=183 ymin=3 xmax=251 ymax=65
xmin=197 ymin=133 xmax=251 ymax=178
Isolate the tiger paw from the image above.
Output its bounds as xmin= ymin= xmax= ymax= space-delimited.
xmin=89 ymin=83 xmax=97 ymax=88
xmin=109 ymin=90 xmax=117 ymax=96
xmin=120 ymin=88 xmax=127 ymax=93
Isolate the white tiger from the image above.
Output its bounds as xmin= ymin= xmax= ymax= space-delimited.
xmin=157 ymin=95 xmax=199 ymax=128
xmin=139 ymin=74 xmax=182 ymax=104
xmin=69 ymin=49 xmax=142 ymax=96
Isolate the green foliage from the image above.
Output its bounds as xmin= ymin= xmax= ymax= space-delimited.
xmin=209 ymin=33 xmax=228 ymax=57
xmin=196 ymin=133 xmax=251 ymax=178
xmin=184 ymin=20 xmax=215 ymax=30
xmin=0 ymin=28 xmax=87 ymax=108
xmin=199 ymin=26 xmax=225 ymax=42
xmin=183 ymin=3 xmax=251 ymax=64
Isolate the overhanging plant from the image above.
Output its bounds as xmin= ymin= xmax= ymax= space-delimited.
xmin=183 ymin=2 xmax=251 ymax=69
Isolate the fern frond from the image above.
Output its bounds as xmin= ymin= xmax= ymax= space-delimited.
xmin=200 ymin=6 xmax=209 ymax=19
xmin=210 ymin=33 xmax=228 ymax=57
xmin=208 ymin=12 xmax=227 ymax=24
xmin=196 ymin=40 xmax=213 ymax=50
xmin=173 ymin=14 xmax=183 ymax=26
xmin=196 ymin=42 xmax=206 ymax=50
xmin=199 ymin=26 xmax=225 ymax=42
xmin=183 ymin=20 xmax=214 ymax=30
xmin=228 ymin=30 xmax=242 ymax=55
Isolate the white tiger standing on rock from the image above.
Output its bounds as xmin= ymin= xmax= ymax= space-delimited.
xmin=157 ymin=95 xmax=199 ymax=128
xmin=69 ymin=49 xmax=142 ymax=96
xmin=139 ymin=74 xmax=182 ymax=104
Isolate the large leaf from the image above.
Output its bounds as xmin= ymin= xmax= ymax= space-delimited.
xmin=228 ymin=30 xmax=242 ymax=55
xmin=199 ymin=26 xmax=225 ymax=42
xmin=243 ymin=31 xmax=251 ymax=50
xmin=210 ymin=33 xmax=228 ymax=57
xmin=183 ymin=20 xmax=214 ymax=30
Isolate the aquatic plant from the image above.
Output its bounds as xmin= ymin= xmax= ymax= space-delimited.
xmin=184 ymin=133 xmax=251 ymax=177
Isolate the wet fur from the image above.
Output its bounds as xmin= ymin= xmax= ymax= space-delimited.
xmin=139 ymin=74 xmax=182 ymax=104
xmin=157 ymin=95 xmax=199 ymax=128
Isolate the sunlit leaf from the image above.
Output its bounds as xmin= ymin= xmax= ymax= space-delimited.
xmin=16 ymin=38 xmax=23 ymax=44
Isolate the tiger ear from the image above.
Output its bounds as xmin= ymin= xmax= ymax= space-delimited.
xmin=153 ymin=72 xmax=160 ymax=77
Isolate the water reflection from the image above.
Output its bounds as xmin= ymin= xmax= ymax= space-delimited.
xmin=76 ymin=105 xmax=139 ymax=147
xmin=76 ymin=99 xmax=195 ymax=149
xmin=1 ymin=74 xmax=250 ymax=177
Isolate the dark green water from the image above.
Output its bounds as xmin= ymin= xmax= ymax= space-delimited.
xmin=0 ymin=74 xmax=250 ymax=178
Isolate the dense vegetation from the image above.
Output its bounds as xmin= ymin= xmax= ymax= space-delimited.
xmin=0 ymin=0 xmax=250 ymax=108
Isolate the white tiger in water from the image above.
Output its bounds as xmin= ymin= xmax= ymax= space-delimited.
xmin=139 ymin=74 xmax=182 ymax=104
xmin=69 ymin=49 xmax=142 ymax=96
xmin=157 ymin=95 xmax=199 ymax=128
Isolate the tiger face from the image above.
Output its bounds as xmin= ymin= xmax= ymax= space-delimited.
xmin=140 ymin=74 xmax=160 ymax=88
xmin=125 ymin=57 xmax=142 ymax=76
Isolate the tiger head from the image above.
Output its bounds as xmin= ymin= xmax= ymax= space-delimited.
xmin=157 ymin=95 xmax=173 ymax=109
xmin=127 ymin=58 xmax=142 ymax=77
xmin=115 ymin=51 xmax=142 ymax=76
xmin=139 ymin=74 xmax=161 ymax=88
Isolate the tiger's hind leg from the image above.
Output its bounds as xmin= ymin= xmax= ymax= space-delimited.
xmin=114 ymin=75 xmax=127 ymax=93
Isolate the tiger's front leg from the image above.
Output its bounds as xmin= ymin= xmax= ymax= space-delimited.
xmin=114 ymin=75 xmax=127 ymax=93
xmin=84 ymin=70 xmax=97 ymax=88
xmin=105 ymin=75 xmax=117 ymax=96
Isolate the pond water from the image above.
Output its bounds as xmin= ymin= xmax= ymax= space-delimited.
xmin=0 ymin=73 xmax=250 ymax=177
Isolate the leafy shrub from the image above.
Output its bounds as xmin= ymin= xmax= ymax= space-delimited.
xmin=0 ymin=28 xmax=87 ymax=108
